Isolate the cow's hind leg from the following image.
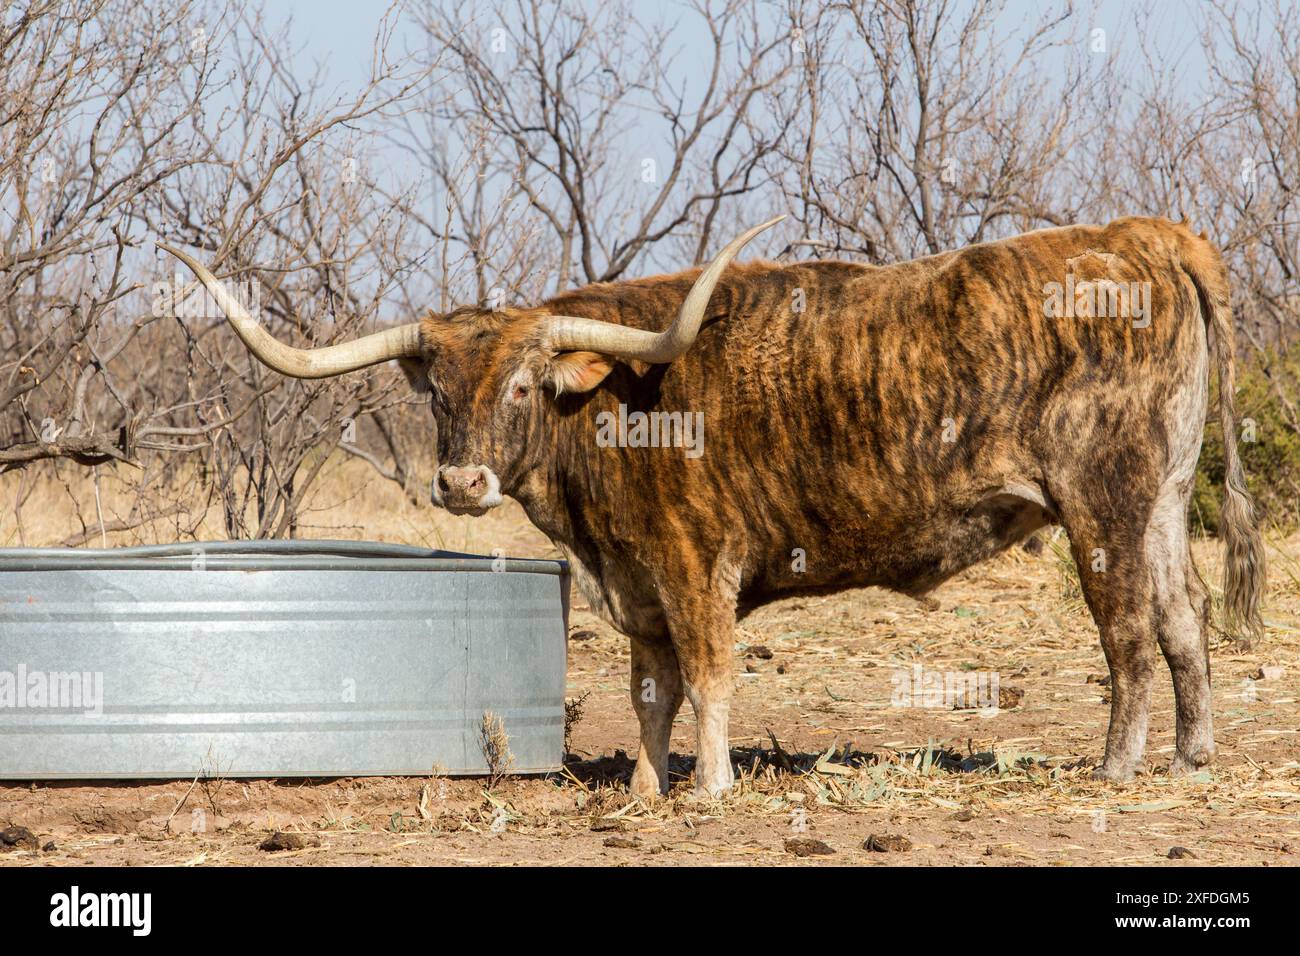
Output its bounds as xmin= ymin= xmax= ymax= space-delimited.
xmin=1149 ymin=480 xmax=1216 ymax=774
xmin=1053 ymin=481 xmax=1161 ymax=782
xmin=629 ymin=636 xmax=684 ymax=797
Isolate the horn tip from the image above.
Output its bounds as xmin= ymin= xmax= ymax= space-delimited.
xmin=742 ymin=216 xmax=786 ymax=243
xmin=156 ymin=242 xmax=188 ymax=264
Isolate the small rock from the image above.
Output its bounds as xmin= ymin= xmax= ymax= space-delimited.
xmin=1253 ymin=665 xmax=1285 ymax=681
xmin=776 ymin=665 xmax=786 ymax=674
xmin=951 ymin=809 xmax=976 ymax=822
xmin=864 ymin=833 xmax=912 ymax=852
xmin=998 ymin=686 xmax=1025 ymax=709
xmin=748 ymin=645 xmax=774 ymax=660
xmin=589 ymin=818 xmax=625 ymax=833
xmin=1167 ymin=846 xmax=1196 ymax=860
xmin=603 ymin=836 xmax=642 ymax=849
xmin=0 ymin=826 xmax=39 ymax=851
xmin=41 ymin=841 xmax=57 ymax=853
xmin=784 ymin=837 xmax=835 ymax=857
xmin=258 ymin=831 xmax=320 ymax=852
xmin=568 ymin=628 xmax=599 ymax=641
xmin=745 ymin=662 xmax=759 ymax=674
xmin=1086 ymin=673 xmax=1111 ymax=686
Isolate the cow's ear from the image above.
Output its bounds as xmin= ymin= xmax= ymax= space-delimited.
xmin=398 ymin=356 xmax=433 ymax=394
xmin=546 ymin=351 xmax=614 ymax=394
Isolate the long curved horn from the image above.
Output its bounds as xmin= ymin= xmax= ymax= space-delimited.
xmin=543 ymin=215 xmax=784 ymax=363
xmin=158 ymin=244 xmax=424 ymax=379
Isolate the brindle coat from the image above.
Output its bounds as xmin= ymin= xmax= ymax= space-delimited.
xmin=404 ymin=216 xmax=1265 ymax=796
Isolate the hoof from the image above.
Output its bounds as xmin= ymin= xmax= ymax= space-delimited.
xmin=689 ymin=777 xmax=734 ymax=800
xmin=1169 ymin=748 xmax=1215 ymax=777
xmin=629 ymin=765 xmax=668 ymax=799
xmin=689 ymin=786 xmax=730 ymax=801
xmin=1091 ymin=762 xmax=1140 ymax=783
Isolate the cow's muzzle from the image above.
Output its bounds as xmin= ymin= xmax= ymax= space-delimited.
xmin=432 ymin=464 xmax=503 ymax=516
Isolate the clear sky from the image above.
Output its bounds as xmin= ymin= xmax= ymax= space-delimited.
xmin=283 ymin=0 xmax=1212 ymax=93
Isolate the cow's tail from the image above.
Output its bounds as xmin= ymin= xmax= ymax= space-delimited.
xmin=1182 ymin=229 xmax=1265 ymax=640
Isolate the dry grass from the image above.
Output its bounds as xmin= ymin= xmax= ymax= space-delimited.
xmin=479 ymin=711 xmax=516 ymax=793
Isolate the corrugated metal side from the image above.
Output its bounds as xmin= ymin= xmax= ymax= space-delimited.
xmin=0 ymin=560 xmax=567 ymax=778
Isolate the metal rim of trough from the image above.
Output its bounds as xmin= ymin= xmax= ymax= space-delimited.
xmin=0 ymin=539 xmax=567 ymax=575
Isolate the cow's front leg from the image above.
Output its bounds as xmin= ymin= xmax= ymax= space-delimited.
xmin=683 ymin=660 xmax=734 ymax=797
xmin=664 ymin=597 xmax=738 ymax=798
xmin=629 ymin=636 xmax=684 ymax=797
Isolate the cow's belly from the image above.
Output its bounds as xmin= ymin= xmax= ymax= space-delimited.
xmin=875 ymin=489 xmax=1053 ymax=593
xmin=743 ymin=481 xmax=1055 ymax=605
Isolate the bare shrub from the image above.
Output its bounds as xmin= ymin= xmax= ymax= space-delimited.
xmin=478 ymin=710 xmax=515 ymax=791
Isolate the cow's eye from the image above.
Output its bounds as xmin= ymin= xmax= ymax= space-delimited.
xmin=512 ymin=384 xmax=530 ymax=401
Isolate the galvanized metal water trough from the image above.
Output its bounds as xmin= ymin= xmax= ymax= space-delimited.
xmin=0 ymin=540 xmax=569 ymax=779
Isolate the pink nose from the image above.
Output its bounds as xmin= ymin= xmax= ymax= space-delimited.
xmin=435 ymin=465 xmax=489 ymax=506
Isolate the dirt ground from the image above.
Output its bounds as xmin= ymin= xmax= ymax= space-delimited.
xmin=3 ymin=491 xmax=1299 ymax=867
